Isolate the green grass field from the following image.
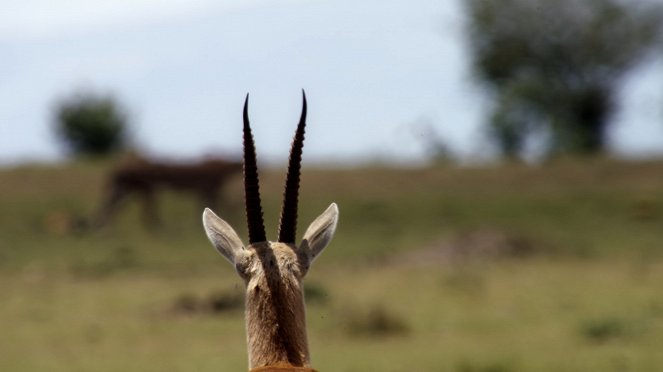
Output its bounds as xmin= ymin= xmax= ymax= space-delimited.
xmin=1 ymin=158 xmax=662 ymax=371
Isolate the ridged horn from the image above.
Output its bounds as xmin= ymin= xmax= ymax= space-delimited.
xmin=278 ymin=90 xmax=307 ymax=243
xmin=243 ymin=94 xmax=267 ymax=243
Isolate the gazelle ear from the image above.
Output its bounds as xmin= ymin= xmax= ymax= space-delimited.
xmin=301 ymin=203 xmax=339 ymax=263
xmin=202 ymin=208 xmax=245 ymax=264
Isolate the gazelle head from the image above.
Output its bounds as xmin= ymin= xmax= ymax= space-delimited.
xmin=202 ymin=92 xmax=338 ymax=369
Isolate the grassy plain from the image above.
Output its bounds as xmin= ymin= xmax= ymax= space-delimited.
xmin=1 ymin=158 xmax=662 ymax=371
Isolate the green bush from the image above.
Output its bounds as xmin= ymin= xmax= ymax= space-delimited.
xmin=53 ymin=89 xmax=129 ymax=157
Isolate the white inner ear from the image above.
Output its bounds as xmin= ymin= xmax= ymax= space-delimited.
xmin=301 ymin=203 xmax=339 ymax=262
xmin=202 ymin=208 xmax=245 ymax=264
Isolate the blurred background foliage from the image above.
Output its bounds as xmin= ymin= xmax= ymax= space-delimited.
xmin=53 ymin=89 xmax=129 ymax=158
xmin=465 ymin=0 xmax=663 ymax=159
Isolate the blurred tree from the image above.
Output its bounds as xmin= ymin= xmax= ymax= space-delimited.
xmin=54 ymin=90 xmax=129 ymax=157
xmin=465 ymin=0 xmax=663 ymax=159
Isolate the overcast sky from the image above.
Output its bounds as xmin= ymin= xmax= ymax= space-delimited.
xmin=2 ymin=0 xmax=663 ymax=166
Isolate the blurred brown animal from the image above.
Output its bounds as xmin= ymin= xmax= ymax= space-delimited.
xmin=94 ymin=157 xmax=242 ymax=228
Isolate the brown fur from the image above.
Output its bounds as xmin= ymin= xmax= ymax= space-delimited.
xmin=250 ymin=365 xmax=317 ymax=372
xmin=242 ymin=242 xmax=310 ymax=368
xmin=94 ymin=156 xmax=241 ymax=227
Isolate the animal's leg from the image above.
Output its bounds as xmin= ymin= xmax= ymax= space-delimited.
xmin=92 ymin=184 xmax=126 ymax=228
xmin=139 ymin=187 xmax=161 ymax=228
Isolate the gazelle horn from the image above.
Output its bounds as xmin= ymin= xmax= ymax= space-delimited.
xmin=243 ymin=94 xmax=267 ymax=244
xmin=278 ymin=90 xmax=307 ymax=243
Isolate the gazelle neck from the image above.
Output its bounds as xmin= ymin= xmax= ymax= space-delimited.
xmin=245 ymin=265 xmax=310 ymax=369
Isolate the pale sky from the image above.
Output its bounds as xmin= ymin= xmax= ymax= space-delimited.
xmin=2 ymin=0 xmax=662 ymax=166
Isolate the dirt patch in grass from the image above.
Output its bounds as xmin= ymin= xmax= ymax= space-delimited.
xmin=170 ymin=288 xmax=244 ymax=316
xmin=339 ymin=303 xmax=409 ymax=338
xmin=399 ymin=228 xmax=547 ymax=265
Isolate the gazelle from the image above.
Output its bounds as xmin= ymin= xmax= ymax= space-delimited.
xmin=202 ymin=92 xmax=338 ymax=371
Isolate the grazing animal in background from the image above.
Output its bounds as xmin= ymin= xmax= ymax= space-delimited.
xmin=202 ymin=92 xmax=338 ymax=371
xmin=94 ymin=156 xmax=242 ymax=228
